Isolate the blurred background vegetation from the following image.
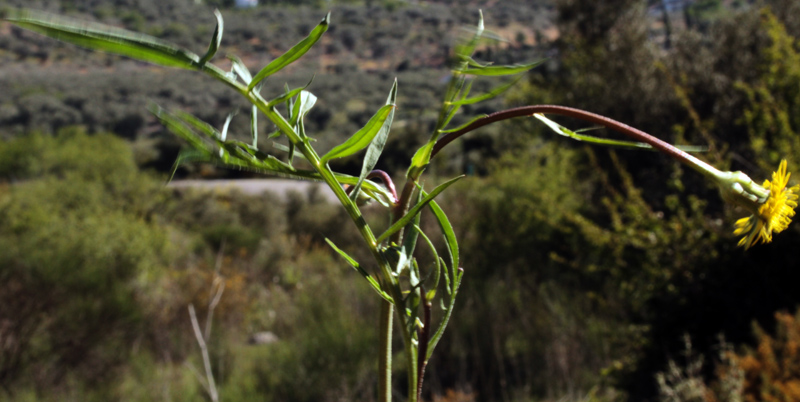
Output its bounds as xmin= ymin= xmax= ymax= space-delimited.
xmin=1 ymin=0 xmax=800 ymax=401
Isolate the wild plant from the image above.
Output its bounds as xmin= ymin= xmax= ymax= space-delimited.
xmin=3 ymin=6 xmax=797 ymax=402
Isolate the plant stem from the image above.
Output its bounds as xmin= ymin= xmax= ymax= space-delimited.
xmin=379 ymin=300 xmax=393 ymax=402
xmin=431 ymin=105 xmax=705 ymax=169
xmin=232 ymin=81 xmax=412 ymax=402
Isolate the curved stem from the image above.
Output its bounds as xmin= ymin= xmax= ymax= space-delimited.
xmin=367 ymin=170 xmax=399 ymax=205
xmin=431 ymin=105 xmax=712 ymax=174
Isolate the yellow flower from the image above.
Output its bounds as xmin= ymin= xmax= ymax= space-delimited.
xmin=734 ymin=160 xmax=800 ymax=249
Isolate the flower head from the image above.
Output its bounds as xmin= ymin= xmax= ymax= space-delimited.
xmin=733 ymin=160 xmax=799 ymax=249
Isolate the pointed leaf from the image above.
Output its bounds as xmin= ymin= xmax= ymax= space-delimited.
xmin=454 ymin=10 xmax=484 ymax=61
xmin=266 ymin=76 xmax=314 ymax=108
xmin=350 ymin=79 xmax=397 ymax=201
xmin=427 ymin=198 xmax=459 ymax=280
xmin=465 ymin=56 xmax=491 ymax=68
xmin=393 ymin=190 xmax=423 ymax=276
xmin=250 ymin=105 xmax=258 ymax=148
xmin=427 ymin=271 xmax=462 ymax=359
xmin=151 ymin=106 xmax=212 ymax=153
xmin=321 ymin=104 xmax=396 ymax=162
xmin=462 ymin=60 xmax=544 ymax=76
xmin=199 ymin=9 xmax=223 ymax=65
xmin=438 ymin=114 xmax=489 ymax=134
xmin=220 ymin=112 xmax=235 ymax=157
xmin=247 ymin=12 xmax=330 ymax=91
xmin=414 ymin=226 xmax=441 ymax=301
xmin=326 ymin=238 xmax=394 ymax=303
xmin=291 ymin=90 xmax=317 ymax=125
xmin=168 ymin=149 xmax=211 ymax=181
xmin=173 ymin=110 xmax=222 ymax=140
xmin=407 ymin=141 xmax=434 ymax=177
xmin=376 ymin=176 xmax=464 ymax=244
xmin=228 ymin=55 xmax=252 ymax=84
xmin=6 ymin=8 xmax=201 ymax=69
xmin=533 ymin=114 xmax=707 ymax=152
xmin=448 ymin=75 xmax=523 ymax=106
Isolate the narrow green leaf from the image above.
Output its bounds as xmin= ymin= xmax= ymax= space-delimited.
xmin=462 ymin=59 xmax=544 ymax=76
xmin=173 ymin=110 xmax=221 ymax=140
xmin=407 ymin=141 xmax=434 ymax=177
xmin=250 ymin=104 xmax=258 ymax=148
xmin=321 ymin=104 xmax=396 ymax=163
xmin=325 ymin=238 xmax=393 ymax=303
xmin=464 ymin=56 xmax=491 ymax=68
xmin=272 ymin=142 xmax=307 ymax=160
xmin=168 ymin=149 xmax=211 ymax=181
xmin=534 ymin=114 xmax=708 ymax=152
xmin=220 ymin=112 xmax=235 ymax=157
xmin=247 ymin=12 xmax=330 ymax=91
xmin=151 ymin=106 xmax=212 ymax=153
xmin=166 ymin=107 xmax=296 ymax=174
xmin=413 ymin=224 xmax=441 ymax=301
xmin=228 ymin=55 xmax=252 ymax=84
xmin=266 ymin=77 xmax=314 ymax=108
xmin=438 ymin=114 xmax=488 ymax=134
xmin=199 ymin=9 xmax=223 ymax=65
xmin=440 ymin=256 xmax=451 ymax=296
xmin=284 ymin=83 xmax=295 ymax=117
xmin=376 ymin=176 xmax=464 ymax=244
xmin=357 ymin=185 xmax=391 ymax=208
xmin=6 ymin=8 xmax=201 ymax=69
xmin=325 ymin=238 xmax=367 ymax=276
xmin=454 ymin=10 xmax=484 ymax=62
xmin=448 ymin=75 xmax=523 ymax=106
xmin=427 ymin=198 xmax=459 ymax=280
xmin=350 ymin=79 xmax=398 ymax=202
xmin=399 ymin=190 xmax=423 ymax=269
xmin=290 ymin=90 xmax=317 ymax=141
xmin=427 ymin=272 xmax=462 ymax=360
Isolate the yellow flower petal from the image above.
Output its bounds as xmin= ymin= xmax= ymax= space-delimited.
xmin=735 ymin=160 xmax=799 ymax=248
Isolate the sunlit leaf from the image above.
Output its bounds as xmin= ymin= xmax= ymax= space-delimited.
xmin=6 ymin=8 xmax=201 ymax=69
xmin=168 ymin=149 xmax=210 ymax=181
xmin=266 ymin=76 xmax=314 ymax=108
xmin=321 ymin=104 xmax=396 ymax=162
xmin=290 ymin=90 xmax=317 ymax=140
xmin=247 ymin=12 xmax=330 ymax=91
xmin=437 ymin=114 xmax=489 ymax=134
xmin=199 ymin=9 xmax=223 ymax=65
xmin=447 ymin=74 xmax=523 ymax=106
xmin=427 ymin=198 xmax=459 ymax=280
xmin=534 ymin=114 xmax=708 ymax=152
xmin=407 ymin=141 xmax=434 ymax=177
xmin=376 ymin=176 xmax=464 ymax=244
xmin=350 ymin=79 xmax=398 ymax=202
xmin=461 ymin=60 xmax=544 ymax=76
xmin=326 ymin=238 xmax=394 ymax=303
xmin=228 ymin=55 xmax=252 ymax=84
xmin=150 ymin=106 xmax=212 ymax=153
xmin=250 ymin=104 xmax=258 ymax=148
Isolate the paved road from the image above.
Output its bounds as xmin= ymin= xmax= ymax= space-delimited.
xmin=167 ymin=179 xmax=339 ymax=203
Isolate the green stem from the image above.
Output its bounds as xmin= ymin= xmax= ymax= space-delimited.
xmin=379 ymin=300 xmax=393 ymax=402
xmin=226 ymin=78 xmax=411 ymax=402
xmin=204 ymin=68 xmax=413 ymax=402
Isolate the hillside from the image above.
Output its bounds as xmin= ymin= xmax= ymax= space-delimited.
xmin=0 ymin=1 xmax=554 ymax=175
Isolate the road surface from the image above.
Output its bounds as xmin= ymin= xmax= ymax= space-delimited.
xmin=167 ymin=179 xmax=339 ymax=203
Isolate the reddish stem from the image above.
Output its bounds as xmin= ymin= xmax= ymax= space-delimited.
xmin=432 ymin=105 xmax=691 ymax=163
xmin=343 ymin=169 xmax=399 ymax=205
xmin=367 ymin=170 xmax=399 ymax=205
